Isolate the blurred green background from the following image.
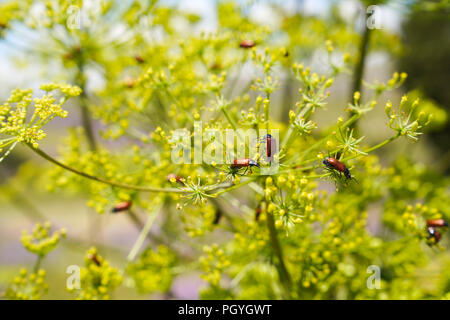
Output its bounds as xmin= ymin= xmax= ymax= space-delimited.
xmin=0 ymin=0 xmax=449 ymax=299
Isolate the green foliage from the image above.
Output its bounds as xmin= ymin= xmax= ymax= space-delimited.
xmin=3 ymin=269 xmax=48 ymax=300
xmin=68 ymin=248 xmax=122 ymax=300
xmin=127 ymin=245 xmax=177 ymax=294
xmin=0 ymin=0 xmax=449 ymax=300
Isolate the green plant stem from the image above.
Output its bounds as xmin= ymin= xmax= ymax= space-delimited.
xmin=266 ymin=207 xmax=292 ymax=296
xmin=349 ymin=15 xmax=372 ymax=130
xmin=127 ymin=204 xmax=163 ymax=261
xmin=285 ymin=114 xmax=360 ymax=166
xmin=342 ymin=132 xmax=401 ymax=161
xmin=221 ymin=106 xmax=238 ymax=131
xmin=263 ymin=91 xmax=292 ymax=296
xmin=33 ymin=255 xmax=43 ymax=273
xmin=265 ymin=94 xmax=270 ymax=132
xmin=278 ymin=133 xmax=401 ymax=176
xmin=211 ymin=177 xmax=256 ymax=197
xmin=27 ymin=144 xmax=183 ymax=193
xmin=280 ymin=104 xmax=314 ymax=154
xmin=79 ymin=93 xmax=97 ymax=151
xmin=26 ymin=144 xmax=238 ymax=195
xmin=75 ymin=58 xmax=98 ymax=151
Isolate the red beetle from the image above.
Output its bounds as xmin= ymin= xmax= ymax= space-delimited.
xmin=167 ymin=173 xmax=183 ymax=184
xmin=260 ymin=134 xmax=277 ymax=160
xmin=427 ymin=226 xmax=441 ymax=244
xmin=230 ymin=158 xmax=260 ymax=175
xmin=426 ymin=219 xmax=448 ymax=228
xmin=112 ymin=201 xmax=132 ymax=213
xmin=134 ymin=55 xmax=145 ymax=63
xmin=88 ymin=253 xmax=101 ymax=266
xmin=255 ymin=203 xmax=262 ymax=222
xmin=323 ymin=157 xmax=352 ymax=179
xmin=239 ymin=40 xmax=256 ymax=48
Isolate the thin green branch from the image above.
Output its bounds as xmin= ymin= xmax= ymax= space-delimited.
xmin=349 ymin=12 xmax=372 ymax=130
xmin=127 ymin=203 xmax=163 ymax=261
xmin=266 ymin=205 xmax=292 ymax=297
xmin=342 ymin=132 xmax=401 ymax=162
xmin=211 ymin=177 xmax=257 ymax=197
xmin=33 ymin=255 xmax=43 ymax=273
xmin=26 ymin=144 xmax=238 ymax=195
xmin=27 ymin=145 xmax=185 ymax=193
xmin=285 ymin=113 xmax=360 ymax=166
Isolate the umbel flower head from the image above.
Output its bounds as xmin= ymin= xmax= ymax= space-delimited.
xmin=127 ymin=245 xmax=177 ymax=294
xmin=20 ymin=222 xmax=66 ymax=257
xmin=0 ymin=83 xmax=80 ymax=158
xmin=68 ymin=247 xmax=122 ymax=300
xmin=2 ymin=268 xmax=48 ymax=300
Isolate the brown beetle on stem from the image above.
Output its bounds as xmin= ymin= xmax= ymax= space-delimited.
xmin=134 ymin=55 xmax=145 ymax=63
xmin=426 ymin=219 xmax=448 ymax=228
xmin=87 ymin=253 xmax=101 ymax=266
xmin=323 ymin=157 xmax=352 ymax=179
xmin=427 ymin=226 xmax=442 ymax=244
xmin=112 ymin=201 xmax=132 ymax=213
xmin=239 ymin=40 xmax=256 ymax=49
xmin=230 ymin=158 xmax=260 ymax=175
xmin=167 ymin=173 xmax=183 ymax=184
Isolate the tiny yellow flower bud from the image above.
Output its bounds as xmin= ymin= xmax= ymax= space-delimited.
xmin=385 ymin=101 xmax=392 ymax=116
xmin=324 ymin=78 xmax=334 ymax=88
xmin=267 ymin=203 xmax=277 ymax=213
xmin=289 ymin=110 xmax=296 ymax=121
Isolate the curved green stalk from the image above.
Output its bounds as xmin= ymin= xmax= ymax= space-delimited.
xmin=127 ymin=203 xmax=163 ymax=261
xmin=26 ymin=144 xmax=240 ymax=195
xmin=33 ymin=255 xmax=43 ymax=273
xmin=266 ymin=207 xmax=292 ymax=297
xmin=28 ymin=145 xmax=186 ymax=193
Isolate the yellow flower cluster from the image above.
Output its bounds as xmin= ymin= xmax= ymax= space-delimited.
xmin=21 ymin=222 xmax=66 ymax=257
xmin=0 ymin=84 xmax=80 ymax=149
xmin=200 ymin=244 xmax=231 ymax=287
xmin=69 ymin=247 xmax=122 ymax=300
xmin=3 ymin=268 xmax=48 ymax=300
xmin=127 ymin=245 xmax=176 ymax=294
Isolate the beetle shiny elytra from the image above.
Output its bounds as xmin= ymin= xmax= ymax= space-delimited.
xmin=261 ymin=134 xmax=277 ymax=160
xmin=111 ymin=201 xmax=132 ymax=213
xmin=230 ymin=158 xmax=260 ymax=175
xmin=239 ymin=40 xmax=255 ymax=48
xmin=231 ymin=158 xmax=260 ymax=169
xmin=426 ymin=219 xmax=448 ymax=228
xmin=323 ymin=157 xmax=352 ymax=179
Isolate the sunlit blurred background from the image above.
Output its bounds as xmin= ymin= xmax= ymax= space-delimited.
xmin=0 ymin=0 xmax=449 ymax=299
